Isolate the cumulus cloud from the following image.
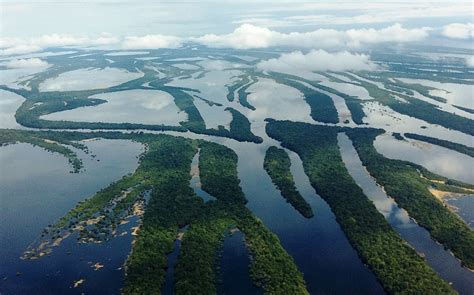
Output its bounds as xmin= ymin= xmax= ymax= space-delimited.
xmin=466 ymin=56 xmax=474 ymax=68
xmin=194 ymin=23 xmax=429 ymax=49
xmin=4 ymin=58 xmax=50 ymax=68
xmin=121 ymin=35 xmax=182 ymax=49
xmin=257 ymin=50 xmax=378 ymax=73
xmin=441 ymin=23 xmax=474 ymax=39
xmin=0 ymin=44 xmax=43 ymax=56
xmin=0 ymin=34 xmax=119 ymax=55
xmin=345 ymin=24 xmax=430 ymax=47
xmin=0 ymin=23 xmax=432 ymax=54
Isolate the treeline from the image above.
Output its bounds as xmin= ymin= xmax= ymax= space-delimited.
xmin=226 ymin=75 xmax=250 ymax=102
xmin=404 ymin=133 xmax=474 ymax=157
xmin=267 ymin=72 xmax=365 ymax=124
xmin=4 ymin=82 xmax=263 ymax=143
xmin=345 ymin=127 xmax=474 ymax=269
xmin=266 ymin=120 xmax=456 ymax=294
xmin=236 ymin=77 xmax=257 ymax=110
xmin=0 ymin=129 xmax=84 ymax=172
xmin=226 ymin=108 xmax=263 ymax=143
xmin=197 ymin=141 xmax=247 ymax=204
xmin=267 ymin=74 xmax=338 ymax=124
xmin=22 ymin=130 xmax=308 ymax=294
xmin=263 ymin=146 xmax=313 ymax=218
xmin=336 ymin=73 xmax=474 ymax=136
xmin=194 ymin=142 xmax=308 ymax=294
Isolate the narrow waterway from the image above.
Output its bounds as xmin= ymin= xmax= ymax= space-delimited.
xmin=338 ymin=133 xmax=474 ymax=294
xmin=190 ymin=149 xmax=216 ymax=202
xmin=218 ymin=230 xmax=260 ymax=295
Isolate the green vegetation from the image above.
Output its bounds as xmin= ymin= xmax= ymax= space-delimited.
xmin=267 ymin=71 xmax=366 ymax=124
xmin=266 ymin=120 xmax=456 ymax=294
xmin=226 ymin=107 xmax=263 ymax=143
xmin=175 ymin=210 xmax=234 ymax=294
xmin=263 ymin=146 xmax=313 ymax=218
xmin=392 ymin=132 xmax=404 ymax=140
xmin=226 ymin=75 xmax=251 ymax=102
xmin=267 ymin=74 xmax=338 ymax=124
xmin=21 ymin=130 xmax=307 ymax=294
xmin=237 ymin=77 xmax=257 ymax=110
xmin=345 ymin=127 xmax=474 ymax=269
xmin=391 ymin=79 xmax=446 ymax=102
xmin=125 ymin=136 xmax=202 ymax=294
xmin=0 ymin=129 xmax=85 ymax=172
xmin=196 ymin=141 xmax=308 ymax=294
xmin=335 ymin=73 xmax=474 ymax=136
xmin=404 ymin=133 xmax=474 ymax=157
xmin=198 ymin=141 xmax=247 ymax=204
xmin=453 ymin=105 xmax=474 ymax=114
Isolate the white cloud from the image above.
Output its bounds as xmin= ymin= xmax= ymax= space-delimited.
xmin=0 ymin=44 xmax=43 ymax=56
xmin=122 ymin=35 xmax=182 ymax=49
xmin=4 ymin=58 xmax=50 ymax=68
xmin=0 ymin=23 xmax=433 ymax=54
xmin=442 ymin=23 xmax=474 ymax=39
xmin=345 ymin=23 xmax=430 ymax=47
xmin=466 ymin=56 xmax=474 ymax=68
xmin=193 ymin=24 xmax=276 ymax=49
xmin=194 ymin=23 xmax=429 ymax=49
xmin=0 ymin=34 xmax=120 ymax=56
xmin=257 ymin=50 xmax=378 ymax=73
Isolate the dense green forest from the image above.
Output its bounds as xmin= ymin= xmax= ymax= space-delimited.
xmin=263 ymin=146 xmax=313 ymax=218
xmin=345 ymin=127 xmax=474 ymax=269
xmin=179 ymin=141 xmax=308 ymax=294
xmin=18 ymin=130 xmax=307 ymax=294
xmin=266 ymin=120 xmax=455 ymax=294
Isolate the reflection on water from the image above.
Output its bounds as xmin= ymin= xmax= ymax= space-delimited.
xmin=0 ymin=66 xmax=50 ymax=90
xmin=42 ymin=89 xmax=187 ymax=126
xmin=0 ymin=140 xmax=143 ymax=293
xmin=173 ymin=63 xmax=200 ymax=70
xmin=338 ymin=133 xmax=474 ymax=294
xmin=362 ymin=101 xmax=474 ymax=147
xmin=193 ymin=97 xmax=232 ymax=130
xmin=320 ymin=80 xmax=373 ymax=100
xmin=190 ymin=149 xmax=216 ymax=202
xmin=398 ymin=78 xmax=474 ymax=110
xmin=0 ymin=90 xmax=25 ymax=129
xmin=39 ymin=67 xmax=143 ymax=91
xmin=247 ymin=78 xmax=314 ymax=123
xmin=218 ymin=230 xmax=260 ymax=295
xmin=167 ymin=65 xmax=242 ymax=105
xmin=162 ymin=128 xmax=384 ymax=293
xmin=374 ymin=134 xmax=474 ymax=184
xmin=445 ymin=195 xmax=474 ymax=228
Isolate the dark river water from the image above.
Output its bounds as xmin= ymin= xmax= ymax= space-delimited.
xmin=338 ymin=133 xmax=474 ymax=294
xmin=1 ymin=127 xmax=472 ymax=294
xmin=0 ymin=140 xmax=143 ymax=294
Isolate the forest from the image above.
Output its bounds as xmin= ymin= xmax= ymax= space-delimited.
xmin=345 ymin=127 xmax=474 ymax=269
xmin=266 ymin=120 xmax=456 ymax=294
xmin=16 ymin=130 xmax=308 ymax=294
xmin=263 ymin=146 xmax=313 ymax=218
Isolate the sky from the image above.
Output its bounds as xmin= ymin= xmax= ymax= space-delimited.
xmin=0 ymin=1 xmax=473 ymax=55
